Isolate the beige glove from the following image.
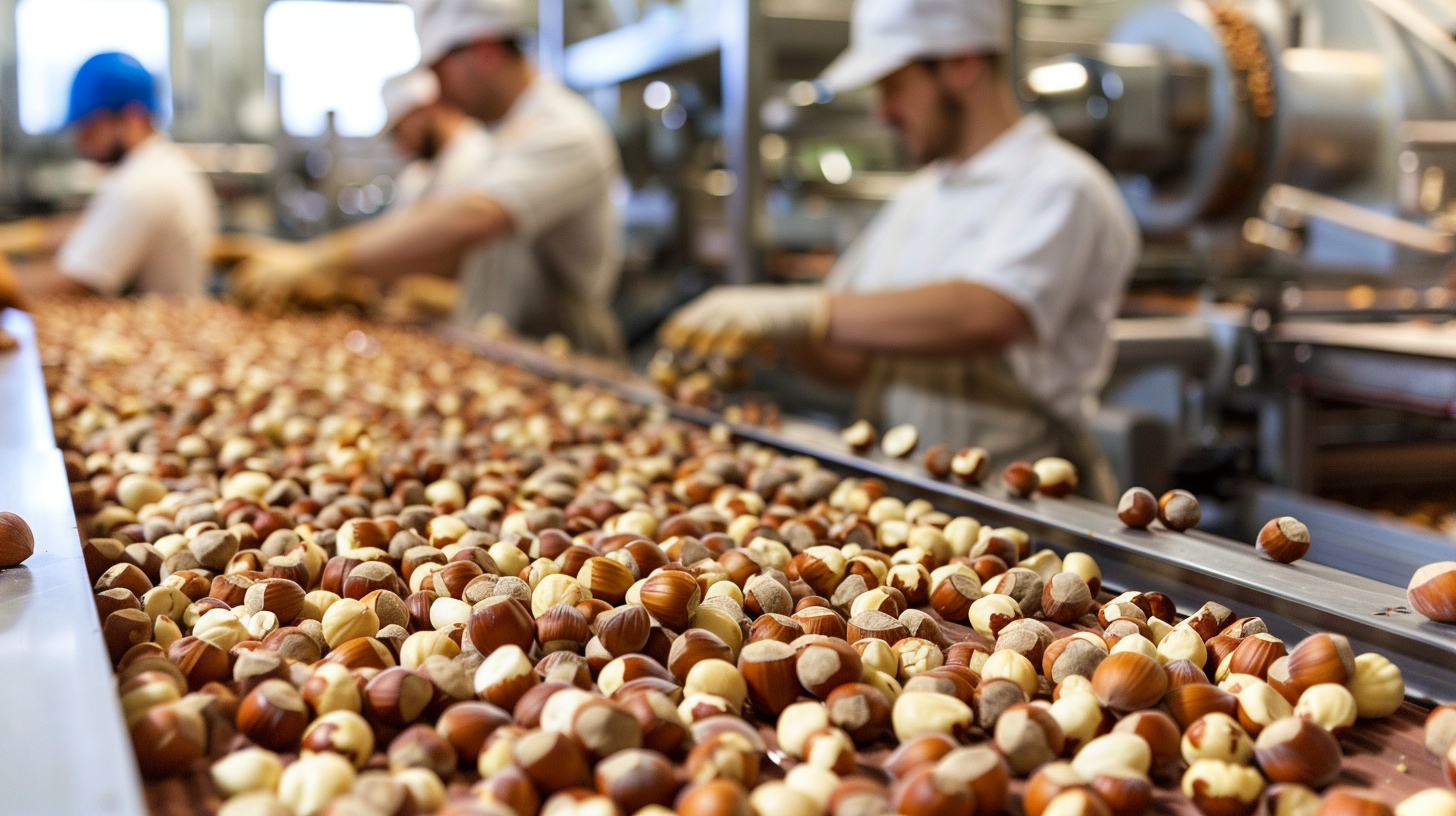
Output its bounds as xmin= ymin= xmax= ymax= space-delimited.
xmin=661 ymin=285 xmax=830 ymax=356
xmin=231 ymin=234 xmax=353 ymax=312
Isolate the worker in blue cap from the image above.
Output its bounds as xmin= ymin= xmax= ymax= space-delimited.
xmin=0 ymin=52 xmax=217 ymax=301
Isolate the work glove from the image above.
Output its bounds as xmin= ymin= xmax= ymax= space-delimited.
xmin=660 ymin=285 xmax=830 ymax=357
xmin=231 ymin=235 xmax=353 ymax=312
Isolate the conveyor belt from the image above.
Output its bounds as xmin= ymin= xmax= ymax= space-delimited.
xmin=444 ymin=327 xmax=1456 ymax=706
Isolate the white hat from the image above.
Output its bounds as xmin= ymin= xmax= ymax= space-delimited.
xmin=381 ymin=68 xmax=440 ymax=131
xmin=410 ymin=0 xmax=526 ymax=68
xmin=819 ymin=0 xmax=1010 ymax=93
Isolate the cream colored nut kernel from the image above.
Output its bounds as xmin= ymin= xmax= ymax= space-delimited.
xmin=428 ymin=597 xmax=471 ymax=630
xmin=531 ymin=573 xmax=590 ymax=617
xmin=321 ymin=598 xmax=380 ymax=648
xmin=1348 ymin=652 xmax=1405 ymax=719
xmin=981 ymin=649 xmax=1038 ymax=698
xmin=399 ymin=630 xmax=460 ymax=670
xmin=881 ymin=424 xmax=919 ymax=458
xmin=1181 ymin=760 xmax=1265 ymax=808
xmin=748 ymin=781 xmax=820 ymax=816
xmin=1294 ymin=683 xmax=1358 ymax=732
xmin=685 ymin=658 xmax=748 ymax=712
xmin=856 ymin=638 xmax=897 ymax=678
xmin=277 ymin=751 xmax=356 ymax=816
xmin=1181 ymin=713 xmax=1254 ymax=766
xmin=891 ymin=691 xmax=973 ymax=742
xmin=1110 ymin=634 xmax=1158 ymax=661
xmin=777 ymin=701 xmax=831 ymax=759
xmin=968 ymin=593 xmax=1022 ymax=638
xmin=1156 ymin=625 xmax=1207 ymax=667
xmin=943 ymin=517 xmax=982 ymax=556
xmin=784 ymin=764 xmax=839 ymax=809
xmin=210 ymin=747 xmax=283 ymax=797
xmin=1071 ymin=732 xmax=1152 ymax=779
xmin=892 ymin=637 xmax=945 ymax=680
xmin=392 ymin=767 xmax=446 ymax=813
xmin=1396 ymin=789 xmax=1456 ymax=816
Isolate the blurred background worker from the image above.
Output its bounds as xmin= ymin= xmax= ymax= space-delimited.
xmin=0 ymin=52 xmax=217 ymax=300
xmin=383 ymin=67 xmax=492 ymax=210
xmin=662 ymin=0 xmax=1139 ymax=501
xmin=234 ymin=0 xmax=626 ymax=358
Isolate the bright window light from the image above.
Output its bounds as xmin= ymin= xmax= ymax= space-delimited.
xmin=265 ymin=0 xmax=421 ymax=137
xmin=1027 ymin=61 xmax=1089 ymax=96
xmin=15 ymin=0 xmax=171 ymax=135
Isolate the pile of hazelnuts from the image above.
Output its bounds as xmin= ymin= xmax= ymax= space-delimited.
xmin=32 ymin=299 xmax=1456 ymax=816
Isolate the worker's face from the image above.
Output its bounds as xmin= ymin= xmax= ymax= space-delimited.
xmin=392 ymin=107 xmax=441 ymax=161
xmin=433 ymin=41 xmax=515 ymax=124
xmin=876 ymin=62 xmax=963 ymax=166
xmin=72 ymin=113 xmax=128 ymax=166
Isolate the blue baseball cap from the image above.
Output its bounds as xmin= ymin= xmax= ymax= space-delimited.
xmin=65 ymin=52 xmax=157 ymax=127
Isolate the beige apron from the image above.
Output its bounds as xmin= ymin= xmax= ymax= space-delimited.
xmin=854 ymin=353 xmax=1119 ymax=503
xmin=454 ymin=238 xmax=626 ymax=361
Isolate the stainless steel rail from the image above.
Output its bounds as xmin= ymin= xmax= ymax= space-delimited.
xmin=0 ymin=309 xmax=146 ymax=816
xmin=444 ymin=327 xmax=1456 ymax=705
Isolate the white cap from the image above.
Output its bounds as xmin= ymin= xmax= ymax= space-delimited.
xmin=819 ymin=0 xmax=1010 ymax=93
xmin=410 ymin=0 xmax=526 ymax=68
xmin=381 ymin=68 xmax=440 ymax=131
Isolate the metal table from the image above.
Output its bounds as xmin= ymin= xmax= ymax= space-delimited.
xmin=0 ymin=308 xmax=146 ymax=816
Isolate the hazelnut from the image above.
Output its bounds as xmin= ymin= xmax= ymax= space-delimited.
xmin=363 ymin=666 xmax=434 ymax=727
xmin=1113 ymin=710 xmax=1182 ymax=781
xmin=738 ymin=640 xmax=803 ymax=716
xmin=1023 ymin=762 xmax=1086 ymax=816
xmin=1071 ymin=732 xmax=1152 ymax=780
xmin=1182 ymin=713 xmax=1254 ymax=766
xmin=468 ymin=595 xmax=536 ymax=656
xmin=1396 ymin=790 xmax=1456 ymax=816
xmin=512 ymin=728 xmax=592 ymax=792
xmin=931 ymin=573 xmax=983 ymax=622
xmin=1347 ymin=652 xmax=1404 ymax=719
xmin=968 ymin=593 xmax=1023 ymax=638
xmin=678 ymin=779 xmax=749 ymax=816
xmin=1286 ymin=633 xmax=1355 ymax=691
xmin=923 ymin=445 xmax=953 ymax=479
xmin=1165 ymin=683 xmax=1238 ymax=729
xmin=1227 ymin=633 xmax=1288 ymax=681
xmin=236 ymin=679 xmax=309 ymax=751
xmin=1044 ymin=634 xmax=1108 ymax=684
xmin=210 ymin=747 xmax=283 ymax=797
xmin=1048 ymin=691 xmax=1108 ymax=754
xmin=1408 ymin=562 xmax=1456 ymax=623
xmin=474 ymin=644 xmax=539 ymax=709
xmin=995 ymin=703 xmax=1066 ymax=775
xmin=1116 ymin=488 xmax=1158 ymax=529
xmin=132 ymin=696 xmax=211 ymax=777
xmin=278 ymin=750 xmax=357 ymax=816
xmin=825 ymin=682 xmax=892 ymax=745
xmin=1003 ymin=462 xmax=1040 ymax=497
xmin=1254 ymin=716 xmax=1342 ymax=788
xmin=1033 ymin=457 xmax=1078 ymax=497
xmin=881 ymin=424 xmax=918 ymax=458
xmin=891 ymin=766 xmax=976 ymax=816
xmin=1426 ymin=704 xmax=1456 ymax=757
xmin=981 ymin=649 xmax=1038 ymax=699
xmin=388 ymin=723 xmax=458 ymax=776
xmin=301 ymin=709 xmax=375 ymax=768
xmin=301 ymin=663 xmax=362 ymax=715
xmin=777 ymin=701 xmax=832 ymax=759
xmin=1265 ymin=783 xmax=1322 ymax=816
xmin=841 ymin=420 xmax=876 ymax=452
xmin=1181 ymin=759 xmax=1264 ymax=816
xmin=1091 ymin=651 xmax=1168 ymax=713
xmin=1157 ymin=490 xmax=1201 ymax=532
xmin=951 ymin=447 xmax=992 ymax=484
xmin=1294 ymin=683 xmax=1358 ymax=734
xmin=594 ymin=748 xmax=680 ymax=812
xmin=639 ymin=569 xmax=702 ymax=630
xmin=796 ymin=638 xmax=862 ymax=698
xmin=321 ymin=598 xmax=380 ymax=649
xmin=1236 ymin=680 xmax=1294 ymax=736
xmin=891 ymin=691 xmax=973 ymax=742
xmin=437 ymin=700 xmax=511 ymax=763
xmin=0 ymin=511 xmax=35 ymax=567
xmin=1257 ymin=517 xmax=1311 ymax=563
xmin=1042 ymin=573 xmax=1092 ymax=625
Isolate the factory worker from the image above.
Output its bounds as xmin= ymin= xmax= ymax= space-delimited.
xmin=382 ymin=68 xmax=492 ymax=209
xmin=234 ymin=0 xmax=626 ymax=358
xmin=662 ymin=0 xmax=1140 ymax=502
xmin=0 ymin=53 xmax=217 ymax=300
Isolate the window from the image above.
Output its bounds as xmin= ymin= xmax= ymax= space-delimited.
xmin=265 ymin=0 xmax=421 ymax=138
xmin=15 ymin=0 xmax=171 ymax=135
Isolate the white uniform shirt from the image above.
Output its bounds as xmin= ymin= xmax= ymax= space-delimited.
xmin=465 ymin=77 xmax=622 ymax=306
xmin=826 ymin=113 xmax=1140 ymax=421
xmin=58 ymin=135 xmax=218 ymax=297
xmin=392 ymin=121 xmax=493 ymax=210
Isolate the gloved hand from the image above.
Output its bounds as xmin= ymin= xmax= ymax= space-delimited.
xmin=231 ymin=234 xmax=353 ymax=312
xmin=661 ymin=285 xmax=830 ymax=356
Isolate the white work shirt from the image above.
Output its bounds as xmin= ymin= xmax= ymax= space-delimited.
xmin=58 ymin=135 xmax=218 ymax=297
xmin=827 ymin=113 xmax=1139 ymax=422
xmin=392 ymin=121 xmax=493 ymax=210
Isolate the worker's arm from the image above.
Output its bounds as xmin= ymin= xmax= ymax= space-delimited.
xmin=825 ymin=280 xmax=1031 ymax=356
xmin=339 ymin=193 xmax=515 ymax=287
xmin=786 ymin=342 xmax=873 ymax=388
